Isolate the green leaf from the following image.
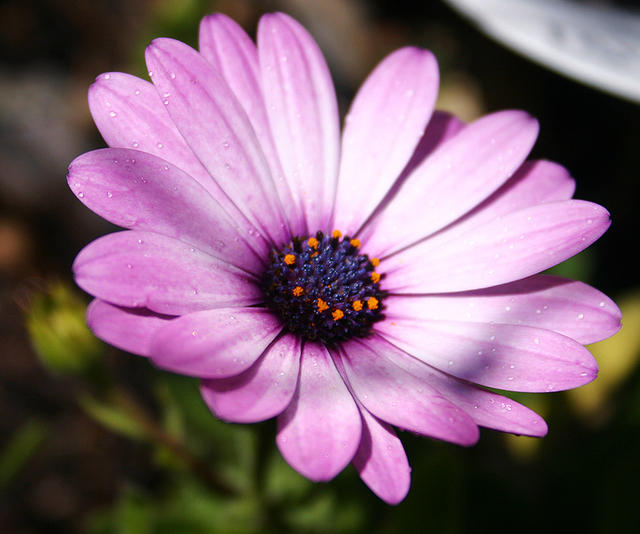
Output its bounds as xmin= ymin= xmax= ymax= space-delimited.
xmin=0 ymin=419 xmax=48 ymax=490
xmin=79 ymin=394 xmax=149 ymax=440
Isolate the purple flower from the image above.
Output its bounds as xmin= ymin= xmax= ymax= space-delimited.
xmin=68 ymin=12 xmax=621 ymax=504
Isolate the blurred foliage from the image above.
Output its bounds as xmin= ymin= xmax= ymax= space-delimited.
xmin=24 ymin=282 xmax=104 ymax=375
xmin=0 ymin=419 xmax=48 ymax=491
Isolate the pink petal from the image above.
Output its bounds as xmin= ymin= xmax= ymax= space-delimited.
xmin=384 ymin=275 xmax=621 ymax=345
xmin=377 ymin=318 xmax=597 ymax=392
xmin=88 ymin=71 xmax=257 ymax=235
xmin=149 ymin=307 xmax=282 ymax=378
xmin=398 ymin=110 xmax=466 ymax=179
xmin=381 ymin=159 xmax=576 ymax=284
xmin=353 ymin=407 xmax=411 ymax=505
xmin=86 ymin=299 xmax=173 ymax=357
xmin=333 ymin=47 xmax=439 ymax=235
xmin=337 ymin=339 xmax=479 ymax=445
xmin=198 ymin=14 xmax=304 ymax=236
xmin=367 ymin=336 xmax=548 ymax=437
xmin=383 ymin=199 xmax=610 ymax=293
xmin=200 ymin=333 xmax=301 ymax=423
xmin=73 ymin=231 xmax=262 ymax=315
xmin=276 ymin=343 xmax=361 ymax=482
xmin=68 ymin=148 xmax=268 ymax=273
xmin=144 ymin=38 xmax=289 ymax=245
xmin=258 ymin=12 xmax=340 ymax=233
xmin=360 ymin=110 xmax=540 ymax=256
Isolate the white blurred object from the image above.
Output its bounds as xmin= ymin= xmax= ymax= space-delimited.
xmin=445 ymin=0 xmax=640 ymax=103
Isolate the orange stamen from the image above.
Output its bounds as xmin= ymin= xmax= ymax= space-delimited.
xmin=332 ymin=229 xmax=342 ymax=239
xmin=370 ymin=258 xmax=380 ymax=267
xmin=352 ymin=300 xmax=363 ymax=311
xmin=370 ymin=272 xmax=381 ymax=284
xmin=292 ymin=286 xmax=304 ymax=297
xmin=317 ymin=298 xmax=329 ymax=312
xmin=332 ymin=309 xmax=344 ymax=321
xmin=284 ymin=253 xmax=296 ymax=265
xmin=367 ymin=297 xmax=379 ymax=310
xmin=307 ymin=237 xmax=319 ymax=249
xmin=349 ymin=238 xmax=361 ymax=248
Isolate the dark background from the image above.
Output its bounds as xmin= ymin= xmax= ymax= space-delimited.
xmin=1 ymin=1 xmax=639 ymax=532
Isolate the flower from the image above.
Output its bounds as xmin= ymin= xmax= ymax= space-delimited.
xmin=68 ymin=12 xmax=621 ymax=504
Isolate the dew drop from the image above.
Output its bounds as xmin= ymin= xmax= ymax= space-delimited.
xmin=132 ymin=141 xmax=139 ymax=148
xmin=137 ymin=239 xmax=143 ymax=245
xmin=599 ymin=301 xmax=605 ymax=307
xmin=163 ymin=99 xmax=169 ymax=105
xmin=448 ymin=360 xmax=454 ymax=366
xmin=580 ymin=371 xmax=589 ymax=377
xmin=135 ymin=89 xmax=141 ymax=95
xmin=170 ymin=72 xmax=176 ymax=79
xmin=106 ymin=191 xmax=113 ymax=198
xmin=577 ymin=313 xmax=584 ymax=320
xmin=77 ymin=191 xmax=84 ymax=198
xmin=109 ymin=111 xmax=117 ymax=118
xmin=157 ymin=142 xmax=163 ymax=149
xmin=103 ymin=74 xmax=111 ymax=80
xmin=148 ymin=71 xmax=153 ymax=77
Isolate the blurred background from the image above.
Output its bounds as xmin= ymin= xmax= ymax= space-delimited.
xmin=2 ymin=0 xmax=640 ymax=532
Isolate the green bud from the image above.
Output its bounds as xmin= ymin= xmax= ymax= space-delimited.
xmin=25 ymin=282 xmax=103 ymax=375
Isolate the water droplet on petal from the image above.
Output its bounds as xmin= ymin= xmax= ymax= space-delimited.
xmin=109 ymin=111 xmax=117 ymax=118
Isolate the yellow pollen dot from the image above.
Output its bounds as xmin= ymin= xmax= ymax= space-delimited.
xmin=292 ymin=286 xmax=304 ymax=297
xmin=317 ymin=298 xmax=329 ymax=312
xmin=367 ymin=297 xmax=379 ymax=310
xmin=370 ymin=258 xmax=380 ymax=267
xmin=349 ymin=238 xmax=361 ymax=248
xmin=370 ymin=272 xmax=381 ymax=283
xmin=352 ymin=300 xmax=363 ymax=311
xmin=332 ymin=229 xmax=342 ymax=239
xmin=307 ymin=237 xmax=319 ymax=249
xmin=284 ymin=253 xmax=296 ymax=265
xmin=332 ymin=309 xmax=345 ymax=321
xmin=311 ymin=251 xmax=319 ymax=257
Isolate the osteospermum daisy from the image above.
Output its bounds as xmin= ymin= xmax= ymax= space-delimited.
xmin=69 ymin=12 xmax=621 ymax=504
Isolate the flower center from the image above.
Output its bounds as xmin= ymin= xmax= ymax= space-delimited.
xmin=261 ymin=230 xmax=386 ymax=345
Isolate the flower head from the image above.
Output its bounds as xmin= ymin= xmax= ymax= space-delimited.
xmin=69 ymin=12 xmax=621 ymax=504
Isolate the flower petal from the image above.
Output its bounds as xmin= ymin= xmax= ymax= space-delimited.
xmin=68 ymin=148 xmax=268 ymax=273
xmin=377 ymin=319 xmax=597 ymax=392
xmin=150 ymin=307 xmax=282 ymax=378
xmin=73 ymin=231 xmax=262 ymax=315
xmin=198 ymin=14 xmax=304 ymax=236
xmin=86 ymin=299 xmax=173 ymax=357
xmin=398 ymin=110 xmax=466 ymax=179
xmin=353 ymin=407 xmax=411 ymax=505
xmin=258 ymin=12 xmax=340 ymax=233
xmin=338 ymin=339 xmax=479 ymax=445
xmin=145 ymin=38 xmax=289 ymax=245
xmin=381 ymin=158 xmax=576 ymax=283
xmin=360 ymin=110 xmax=539 ymax=256
xmin=88 ymin=71 xmax=255 ymax=232
xmin=365 ymin=336 xmax=548 ymax=437
xmin=200 ymin=333 xmax=301 ymax=423
xmin=384 ymin=275 xmax=621 ymax=345
xmin=333 ymin=47 xmax=439 ymax=235
xmin=276 ymin=342 xmax=361 ymax=481
xmin=383 ymin=199 xmax=610 ymax=293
